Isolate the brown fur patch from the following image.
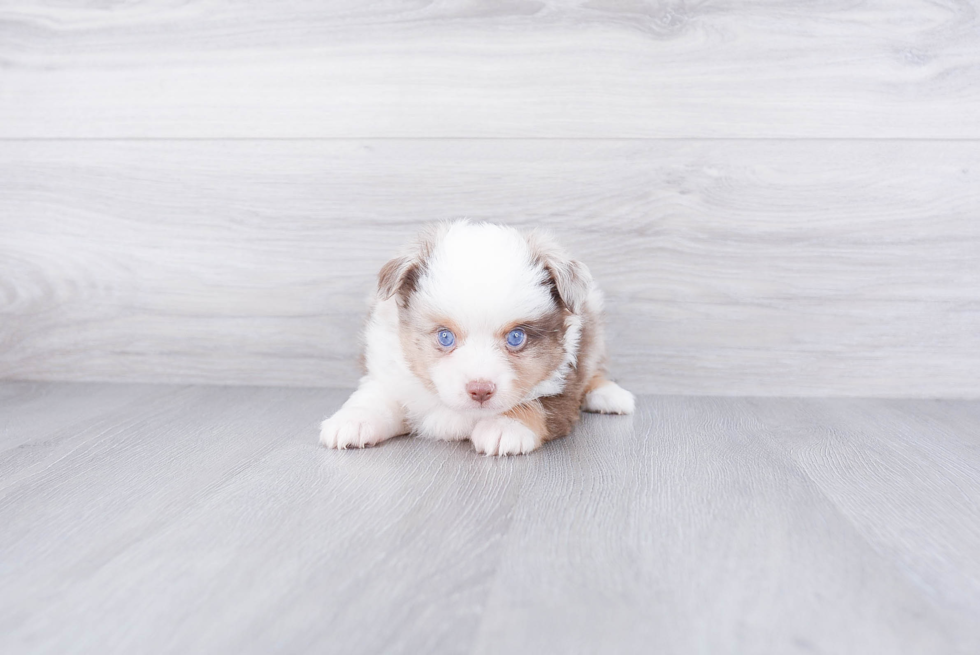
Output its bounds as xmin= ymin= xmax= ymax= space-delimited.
xmin=525 ymin=229 xmax=592 ymax=313
xmin=377 ymin=225 xmax=447 ymax=305
xmin=521 ymin=228 xmax=602 ymax=441
xmin=385 ymin=230 xmax=451 ymax=391
xmin=504 ymin=401 xmax=548 ymax=439
xmin=540 ymin=388 xmax=583 ymax=441
xmin=377 ymin=256 xmax=409 ymax=300
xmin=397 ymin=306 xmax=450 ymax=393
xmin=504 ymin=308 xmax=567 ymax=401
xmin=539 ymin=305 xmax=602 ymax=441
xmin=584 ymin=372 xmax=609 ymax=395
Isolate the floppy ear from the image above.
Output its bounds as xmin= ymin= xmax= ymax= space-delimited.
xmin=526 ymin=230 xmax=593 ymax=314
xmin=377 ymin=223 xmax=446 ymax=302
xmin=378 ymin=255 xmax=414 ymax=300
xmin=377 ymin=254 xmax=424 ymax=303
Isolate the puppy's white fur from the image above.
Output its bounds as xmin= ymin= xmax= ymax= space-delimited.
xmin=320 ymin=221 xmax=633 ymax=455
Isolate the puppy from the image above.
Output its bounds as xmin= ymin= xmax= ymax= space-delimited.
xmin=320 ymin=221 xmax=634 ymax=456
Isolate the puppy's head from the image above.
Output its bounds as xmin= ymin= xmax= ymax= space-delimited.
xmin=379 ymin=221 xmax=591 ymax=413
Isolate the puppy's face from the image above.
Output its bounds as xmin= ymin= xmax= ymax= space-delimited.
xmin=399 ymin=300 xmax=566 ymax=414
xmin=379 ymin=222 xmax=588 ymax=414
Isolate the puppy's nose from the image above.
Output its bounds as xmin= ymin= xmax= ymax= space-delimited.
xmin=466 ymin=380 xmax=496 ymax=404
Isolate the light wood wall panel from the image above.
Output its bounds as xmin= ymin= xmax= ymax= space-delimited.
xmin=1 ymin=1 xmax=978 ymax=138
xmin=2 ymin=140 xmax=978 ymax=396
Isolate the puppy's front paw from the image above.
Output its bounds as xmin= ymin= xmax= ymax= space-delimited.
xmin=471 ymin=416 xmax=542 ymax=456
xmin=320 ymin=409 xmax=393 ymax=450
xmin=582 ymin=381 xmax=635 ymax=415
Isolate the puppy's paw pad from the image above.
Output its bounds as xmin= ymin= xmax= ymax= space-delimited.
xmin=582 ymin=382 xmax=635 ymax=415
xmin=320 ymin=410 xmax=391 ymax=449
xmin=471 ymin=417 xmax=542 ymax=456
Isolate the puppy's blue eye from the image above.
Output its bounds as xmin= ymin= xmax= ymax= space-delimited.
xmin=437 ymin=329 xmax=455 ymax=348
xmin=506 ymin=328 xmax=526 ymax=348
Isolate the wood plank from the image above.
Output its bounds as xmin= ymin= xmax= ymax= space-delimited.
xmin=0 ymin=383 xmax=527 ymax=654
xmin=2 ymin=139 xmax=979 ymax=396
xmin=0 ymin=380 xmax=163 ymax=451
xmin=752 ymin=397 xmax=980 ymax=627
xmin=6 ymin=383 xmax=980 ymax=652
xmin=474 ymin=397 xmax=980 ymax=654
xmin=1 ymin=1 xmax=978 ymax=138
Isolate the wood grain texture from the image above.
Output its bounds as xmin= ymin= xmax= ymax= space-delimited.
xmin=2 ymin=139 xmax=979 ymax=396
xmin=0 ymin=380 xmax=162 ymax=451
xmin=473 ymin=396 xmax=980 ymax=654
xmin=2 ymin=382 xmax=980 ymax=653
xmin=751 ymin=398 xmax=980 ymax=630
xmin=1 ymin=1 xmax=978 ymax=138
xmin=0 ymin=384 xmax=528 ymax=654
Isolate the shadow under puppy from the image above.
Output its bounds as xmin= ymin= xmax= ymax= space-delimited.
xmin=320 ymin=220 xmax=634 ymax=455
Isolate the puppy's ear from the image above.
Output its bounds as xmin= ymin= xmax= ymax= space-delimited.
xmin=377 ymin=223 xmax=446 ymax=302
xmin=526 ymin=230 xmax=593 ymax=314
xmin=377 ymin=255 xmax=421 ymax=302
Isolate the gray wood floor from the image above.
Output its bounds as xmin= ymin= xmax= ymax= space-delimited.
xmin=2 ymin=382 xmax=978 ymax=654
